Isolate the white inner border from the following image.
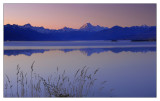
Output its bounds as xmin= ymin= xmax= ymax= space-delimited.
xmin=0 ymin=0 xmax=159 ymax=101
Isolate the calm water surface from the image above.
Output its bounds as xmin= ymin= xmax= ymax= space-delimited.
xmin=4 ymin=41 xmax=156 ymax=97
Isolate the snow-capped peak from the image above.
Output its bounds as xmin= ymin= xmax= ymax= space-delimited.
xmin=80 ymin=23 xmax=107 ymax=32
xmin=23 ymin=23 xmax=32 ymax=28
xmin=80 ymin=22 xmax=93 ymax=29
xmin=58 ymin=26 xmax=77 ymax=32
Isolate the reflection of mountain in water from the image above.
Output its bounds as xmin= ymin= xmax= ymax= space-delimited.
xmin=4 ymin=49 xmax=50 ymax=56
xmin=4 ymin=47 xmax=156 ymax=56
xmin=60 ymin=47 xmax=156 ymax=56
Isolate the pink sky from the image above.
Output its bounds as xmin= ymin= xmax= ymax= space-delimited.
xmin=4 ymin=4 xmax=156 ymax=29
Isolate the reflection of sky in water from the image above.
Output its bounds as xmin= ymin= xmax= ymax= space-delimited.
xmin=4 ymin=47 xmax=156 ymax=56
xmin=4 ymin=47 xmax=156 ymax=97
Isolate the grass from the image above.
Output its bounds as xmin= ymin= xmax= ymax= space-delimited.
xmin=4 ymin=61 xmax=107 ymax=97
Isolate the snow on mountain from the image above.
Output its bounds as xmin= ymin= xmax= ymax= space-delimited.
xmin=23 ymin=23 xmax=32 ymax=28
xmin=4 ymin=23 xmax=156 ymax=41
xmin=58 ymin=26 xmax=77 ymax=32
xmin=79 ymin=22 xmax=108 ymax=32
xmin=21 ymin=23 xmax=54 ymax=33
xmin=12 ymin=23 xmax=107 ymax=33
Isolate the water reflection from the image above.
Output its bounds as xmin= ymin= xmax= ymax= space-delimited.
xmin=4 ymin=49 xmax=49 ymax=56
xmin=4 ymin=47 xmax=156 ymax=56
xmin=4 ymin=46 xmax=156 ymax=97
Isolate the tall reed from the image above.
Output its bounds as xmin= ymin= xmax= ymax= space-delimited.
xmin=16 ymin=65 xmax=20 ymax=97
xmin=4 ymin=62 xmax=108 ymax=97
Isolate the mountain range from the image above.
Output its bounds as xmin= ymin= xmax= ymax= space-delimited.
xmin=4 ymin=23 xmax=156 ymax=41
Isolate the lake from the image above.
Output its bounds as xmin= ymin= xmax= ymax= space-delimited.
xmin=4 ymin=41 xmax=156 ymax=97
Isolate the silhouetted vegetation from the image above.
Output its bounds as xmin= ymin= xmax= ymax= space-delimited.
xmin=4 ymin=62 xmax=107 ymax=97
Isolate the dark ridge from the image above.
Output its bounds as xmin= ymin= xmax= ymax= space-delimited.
xmin=4 ymin=23 xmax=156 ymax=41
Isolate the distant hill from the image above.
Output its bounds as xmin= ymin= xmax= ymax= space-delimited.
xmin=4 ymin=23 xmax=156 ymax=41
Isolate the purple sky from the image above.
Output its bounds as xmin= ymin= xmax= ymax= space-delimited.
xmin=4 ymin=4 xmax=156 ymax=29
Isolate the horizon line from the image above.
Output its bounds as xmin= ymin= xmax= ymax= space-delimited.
xmin=4 ymin=23 xmax=156 ymax=30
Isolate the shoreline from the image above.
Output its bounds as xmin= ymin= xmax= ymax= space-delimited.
xmin=4 ymin=41 xmax=156 ymax=50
